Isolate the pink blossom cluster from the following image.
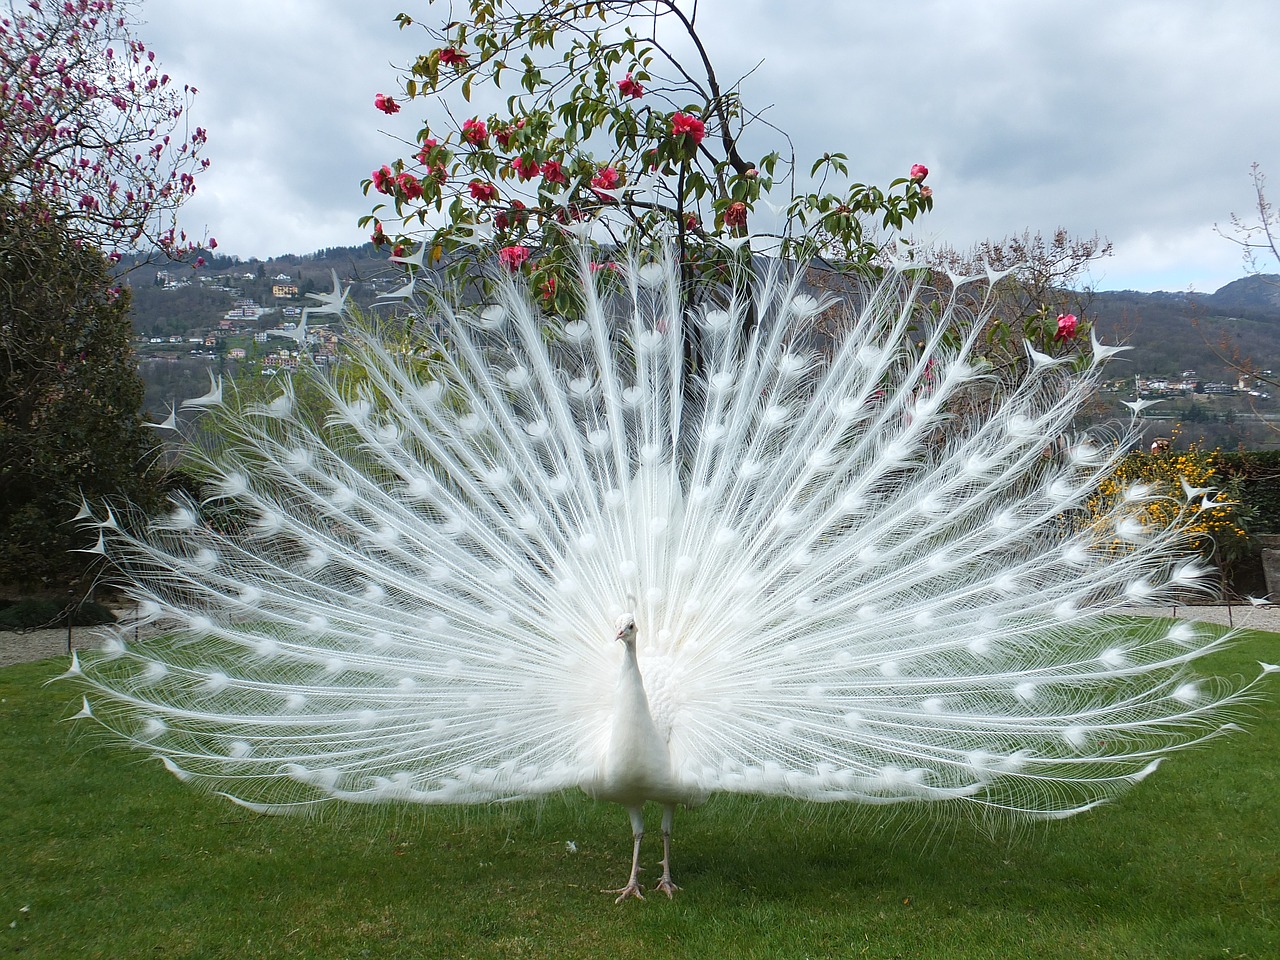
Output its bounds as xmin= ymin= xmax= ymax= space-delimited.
xmin=590 ymin=165 xmax=620 ymax=197
xmin=617 ymin=73 xmax=643 ymax=99
xmin=671 ymin=112 xmax=705 ymax=146
xmin=0 ymin=0 xmax=209 ymax=254
xmin=498 ymin=245 xmax=530 ymax=270
xmin=909 ymin=163 xmax=932 ymax=198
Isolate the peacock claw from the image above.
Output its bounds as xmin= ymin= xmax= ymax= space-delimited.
xmin=607 ymin=882 xmax=645 ymax=903
xmin=655 ymin=878 xmax=680 ymax=899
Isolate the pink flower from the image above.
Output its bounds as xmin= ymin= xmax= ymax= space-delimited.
xmin=1054 ymin=313 xmax=1079 ymax=341
xmin=591 ymin=166 xmax=620 ymax=197
xmin=723 ymin=201 xmax=748 ymax=229
xmin=671 ymin=112 xmax=705 ymax=146
xmin=919 ymin=185 xmax=933 ymax=199
xmin=909 ymin=163 xmax=929 ymax=182
xmin=511 ymin=156 xmax=540 ymax=181
xmin=209 ymin=237 xmax=218 ymax=249
xmin=493 ymin=124 xmax=515 ymax=149
xmin=414 ymin=138 xmax=438 ymax=164
xmin=617 ymin=73 xmax=644 ymax=99
xmin=494 ymin=199 xmax=527 ymax=231
xmin=540 ymin=159 xmax=567 ymax=185
xmin=371 ymin=165 xmax=395 ymax=194
xmin=374 ymin=93 xmax=400 ymax=115
xmin=469 ymin=179 xmax=498 ymax=202
xmin=498 ymin=245 xmax=530 ymax=271
xmin=438 ymin=47 xmax=468 ymax=66
xmin=462 ymin=117 xmax=488 ymax=145
xmin=396 ymin=173 xmax=423 ymax=200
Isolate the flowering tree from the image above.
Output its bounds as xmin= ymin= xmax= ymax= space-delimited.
xmin=364 ymin=0 xmax=932 ymax=312
xmin=0 ymin=0 xmax=209 ymax=255
xmin=926 ymin=229 xmax=1113 ymax=372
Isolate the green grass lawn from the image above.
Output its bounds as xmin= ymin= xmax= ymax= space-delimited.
xmin=3 ymin=629 xmax=1278 ymax=960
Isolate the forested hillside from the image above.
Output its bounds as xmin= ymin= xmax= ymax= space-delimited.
xmin=121 ymin=251 xmax=1280 ymax=449
xmin=1089 ymin=274 xmax=1280 ymax=383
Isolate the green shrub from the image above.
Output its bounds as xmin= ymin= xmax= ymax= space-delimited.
xmin=0 ymin=598 xmax=116 ymax=631
xmin=1216 ymin=450 xmax=1280 ymax=533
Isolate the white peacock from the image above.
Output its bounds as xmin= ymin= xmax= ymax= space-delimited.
xmin=65 ymin=248 xmax=1274 ymax=902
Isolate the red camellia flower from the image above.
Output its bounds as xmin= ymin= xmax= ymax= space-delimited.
xmin=539 ymin=273 xmax=557 ymax=301
xmin=1054 ymin=313 xmax=1079 ymax=341
xmin=371 ymin=165 xmax=395 ymax=195
xmin=495 ymin=199 xmax=527 ymax=231
xmin=469 ymin=179 xmax=498 ymax=202
xmin=591 ymin=165 xmax=620 ymax=197
xmin=396 ymin=172 xmax=423 ymax=200
xmin=910 ymin=163 xmax=929 ymax=182
xmin=374 ymin=93 xmax=400 ymax=115
xmin=414 ymin=138 xmax=438 ymax=165
xmin=724 ymin=201 xmax=748 ymax=228
xmin=493 ymin=117 xmax=526 ymax=150
xmin=498 ymin=245 xmax=530 ymax=271
xmin=511 ymin=156 xmax=540 ymax=181
xmin=671 ymin=112 xmax=705 ymax=146
xmin=920 ymin=185 xmax=933 ymax=199
xmin=540 ymin=159 xmax=567 ymax=185
xmin=438 ymin=47 xmax=467 ymax=66
xmin=617 ymin=72 xmax=644 ymax=99
xmin=462 ymin=117 xmax=488 ymax=145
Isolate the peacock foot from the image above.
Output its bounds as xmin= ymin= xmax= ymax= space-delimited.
xmin=654 ymin=877 xmax=680 ymax=899
xmin=607 ymin=881 xmax=645 ymax=903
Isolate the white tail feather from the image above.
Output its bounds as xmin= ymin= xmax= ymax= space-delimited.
xmin=70 ymin=248 xmax=1267 ymax=825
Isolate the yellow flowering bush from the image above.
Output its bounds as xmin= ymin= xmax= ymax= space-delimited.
xmin=1087 ymin=445 xmax=1255 ymax=585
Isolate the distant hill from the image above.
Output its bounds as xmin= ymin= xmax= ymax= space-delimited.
xmin=120 ymin=249 xmax=1280 ymax=448
xmin=1202 ymin=273 xmax=1280 ymax=315
xmin=1088 ymin=274 xmax=1280 ymax=382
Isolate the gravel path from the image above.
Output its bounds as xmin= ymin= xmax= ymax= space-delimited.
xmin=5 ymin=605 xmax=1280 ymax=671
xmin=0 ymin=625 xmax=112 ymax=669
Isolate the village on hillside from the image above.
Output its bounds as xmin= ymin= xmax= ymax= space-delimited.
xmin=132 ymin=252 xmax=412 ymax=378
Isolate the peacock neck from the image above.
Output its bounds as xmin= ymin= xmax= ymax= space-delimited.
xmin=609 ymin=640 xmax=668 ymax=768
xmin=617 ymin=640 xmax=649 ymax=709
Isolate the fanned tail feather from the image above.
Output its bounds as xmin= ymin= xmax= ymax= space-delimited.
xmin=70 ymin=247 xmax=1269 ymax=818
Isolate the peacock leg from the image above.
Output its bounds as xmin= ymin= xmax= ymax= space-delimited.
xmin=654 ymin=803 xmax=680 ymax=898
xmin=606 ymin=806 xmax=647 ymax=902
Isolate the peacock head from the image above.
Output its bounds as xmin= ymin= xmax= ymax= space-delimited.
xmin=614 ymin=614 xmax=637 ymax=647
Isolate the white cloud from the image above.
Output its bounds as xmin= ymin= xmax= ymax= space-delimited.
xmin=133 ymin=0 xmax=1280 ymax=291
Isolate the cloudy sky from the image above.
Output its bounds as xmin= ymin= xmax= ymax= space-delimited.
xmin=134 ymin=0 xmax=1280 ymax=293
